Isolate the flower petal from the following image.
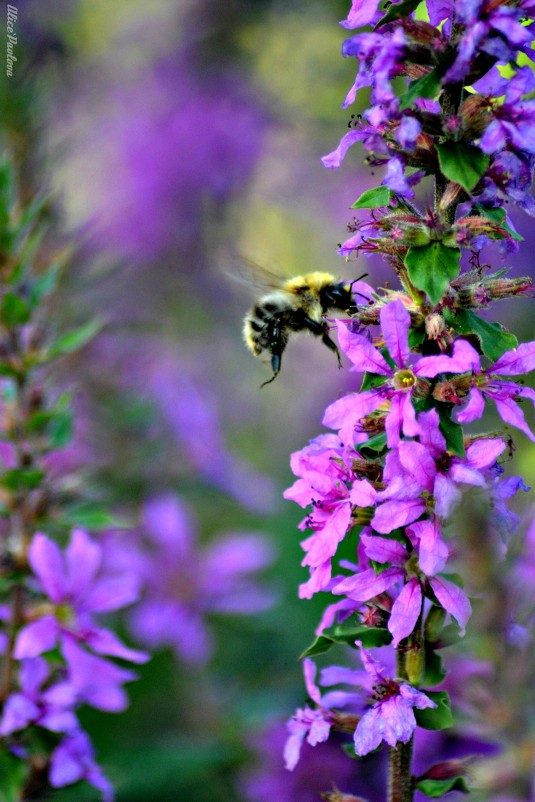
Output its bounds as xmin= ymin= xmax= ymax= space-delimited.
xmin=372 ymin=498 xmax=426 ymax=533
xmin=415 ymin=339 xmax=481 ymax=378
xmin=14 ymin=617 xmax=58 ymax=659
xmin=29 ymin=534 xmax=67 ymax=604
xmin=333 ymin=566 xmax=403 ymax=601
xmin=430 ymin=576 xmax=472 ymax=634
xmin=389 ymin=578 xmax=422 ymax=647
xmin=336 ymin=321 xmax=391 ymax=374
xmin=381 ymin=300 xmax=410 ymax=368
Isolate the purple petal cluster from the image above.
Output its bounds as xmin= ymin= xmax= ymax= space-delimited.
xmin=323 ymin=0 xmax=535 ymax=218
xmin=281 ymin=0 xmax=535 ymax=795
xmin=104 ymin=494 xmax=276 ymax=665
xmin=1 ymin=529 xmax=148 ymax=799
xmin=283 ymin=295 xmax=533 ymax=765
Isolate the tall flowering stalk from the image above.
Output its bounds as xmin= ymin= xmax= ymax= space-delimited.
xmin=0 ymin=158 xmax=149 ymax=800
xmin=281 ymin=2 xmax=535 ymax=801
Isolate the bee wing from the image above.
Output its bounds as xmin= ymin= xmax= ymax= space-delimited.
xmin=226 ymin=255 xmax=292 ymax=294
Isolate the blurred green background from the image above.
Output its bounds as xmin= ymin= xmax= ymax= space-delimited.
xmin=2 ymin=1 xmax=535 ymax=800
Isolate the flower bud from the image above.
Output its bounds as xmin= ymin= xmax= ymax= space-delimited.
xmin=321 ymin=789 xmax=369 ymax=802
xmin=425 ymin=312 xmax=446 ymax=340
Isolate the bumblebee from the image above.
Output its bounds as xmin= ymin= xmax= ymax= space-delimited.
xmin=242 ymin=270 xmax=365 ymax=386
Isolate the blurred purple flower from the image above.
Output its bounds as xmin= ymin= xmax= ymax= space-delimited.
xmin=239 ymin=721 xmax=382 ymax=802
xmin=145 ymin=350 xmax=278 ymax=513
xmin=50 ymin=728 xmax=113 ymax=802
xmin=14 ymin=530 xmax=147 ymax=711
xmin=108 ymin=494 xmax=276 ymax=664
xmin=89 ymin=60 xmax=266 ymax=262
xmin=0 ymin=657 xmax=77 ymax=736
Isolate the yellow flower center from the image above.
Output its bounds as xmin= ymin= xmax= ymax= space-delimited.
xmin=393 ymin=369 xmax=416 ymax=392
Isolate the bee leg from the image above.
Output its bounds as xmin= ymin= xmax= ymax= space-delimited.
xmin=321 ymin=332 xmax=342 ymax=368
xmin=261 ymin=321 xmax=283 ymax=387
xmin=303 ymin=316 xmax=342 ymax=368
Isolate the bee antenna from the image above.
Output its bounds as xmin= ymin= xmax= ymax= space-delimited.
xmin=349 ymin=272 xmax=368 ymax=287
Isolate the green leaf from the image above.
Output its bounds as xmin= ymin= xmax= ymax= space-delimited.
xmin=376 ymin=0 xmax=422 ymax=28
xmin=63 ymin=504 xmax=129 ymax=530
xmin=414 ymin=690 xmax=454 ymax=730
xmin=359 ymin=432 xmax=387 ymax=457
xmin=0 ymin=748 xmax=27 ymax=802
xmin=473 ymin=204 xmax=523 ymax=241
xmin=360 ymin=371 xmax=389 ymax=392
xmin=436 ymin=142 xmax=489 ymax=192
xmin=400 ymin=68 xmax=442 ymax=111
xmin=417 ymin=777 xmax=470 ymax=797
xmin=0 ymin=293 xmax=30 ymax=326
xmin=300 ymin=625 xmax=392 ymax=659
xmin=1 ymin=468 xmax=44 ymax=491
xmin=341 ymin=742 xmax=361 ymax=760
xmin=47 ymin=318 xmax=103 ymax=359
xmin=30 ymin=259 xmax=65 ymax=306
xmin=351 ymin=186 xmax=393 ymax=210
xmin=405 ymin=242 xmax=461 ymax=305
xmin=422 ymin=648 xmax=447 ymax=686
xmin=436 ymin=405 xmax=465 ymax=457
xmin=451 ymin=308 xmax=517 ymax=363
xmin=408 ymin=327 xmax=426 ymax=350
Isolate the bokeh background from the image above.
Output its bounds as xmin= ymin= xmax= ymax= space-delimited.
xmin=2 ymin=1 xmax=535 ymax=800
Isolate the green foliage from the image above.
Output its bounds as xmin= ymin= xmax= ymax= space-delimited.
xmin=0 ymin=748 xmax=27 ymax=802
xmin=416 ymin=777 xmax=470 ymax=797
xmin=472 ymin=205 xmax=523 ymax=241
xmin=399 ymin=67 xmax=442 ymax=111
xmin=301 ymin=624 xmax=392 ymax=658
xmin=47 ymin=318 xmax=103 ymax=359
xmin=448 ymin=308 xmax=517 ymax=362
xmin=351 ymin=186 xmax=393 ymax=209
xmin=0 ymin=293 xmax=30 ymax=326
xmin=405 ymin=242 xmax=461 ymax=305
xmin=422 ymin=647 xmax=447 ymax=686
xmin=436 ymin=142 xmax=489 ymax=192
xmin=414 ymin=691 xmax=454 ymax=730
xmin=436 ymin=406 xmax=465 ymax=457
xmin=376 ymin=0 xmax=423 ymax=29
xmin=0 ymin=468 xmax=45 ymax=491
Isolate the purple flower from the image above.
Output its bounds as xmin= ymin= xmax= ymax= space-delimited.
xmin=283 ymin=435 xmax=376 ymax=597
xmin=473 ymin=150 xmax=535 ymax=217
xmin=445 ymin=0 xmax=533 ymax=83
xmin=0 ymin=657 xmax=77 ymax=736
xmin=340 ymin=0 xmax=383 ymax=29
xmin=285 ymin=658 xmax=365 ymax=770
xmin=452 ymin=340 xmax=535 ymax=441
xmin=14 ymin=530 xmax=147 ymax=711
xmin=86 ymin=60 xmax=266 ymax=263
xmin=333 ymin=527 xmax=471 ymax=645
xmin=479 ymin=67 xmax=535 ymax=155
xmin=110 ymin=494 xmax=276 ymax=664
xmin=50 ymin=729 xmax=113 ymax=802
xmin=239 ymin=721 xmax=369 ymax=802
xmin=397 ymin=408 xmax=506 ymax=517
xmin=322 ymin=300 xmax=479 ymax=447
xmin=354 ymin=643 xmax=436 ymax=756
xmin=342 ymin=28 xmax=405 ymax=108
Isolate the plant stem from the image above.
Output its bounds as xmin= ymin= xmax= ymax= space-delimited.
xmin=388 ymin=737 xmax=415 ymax=802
